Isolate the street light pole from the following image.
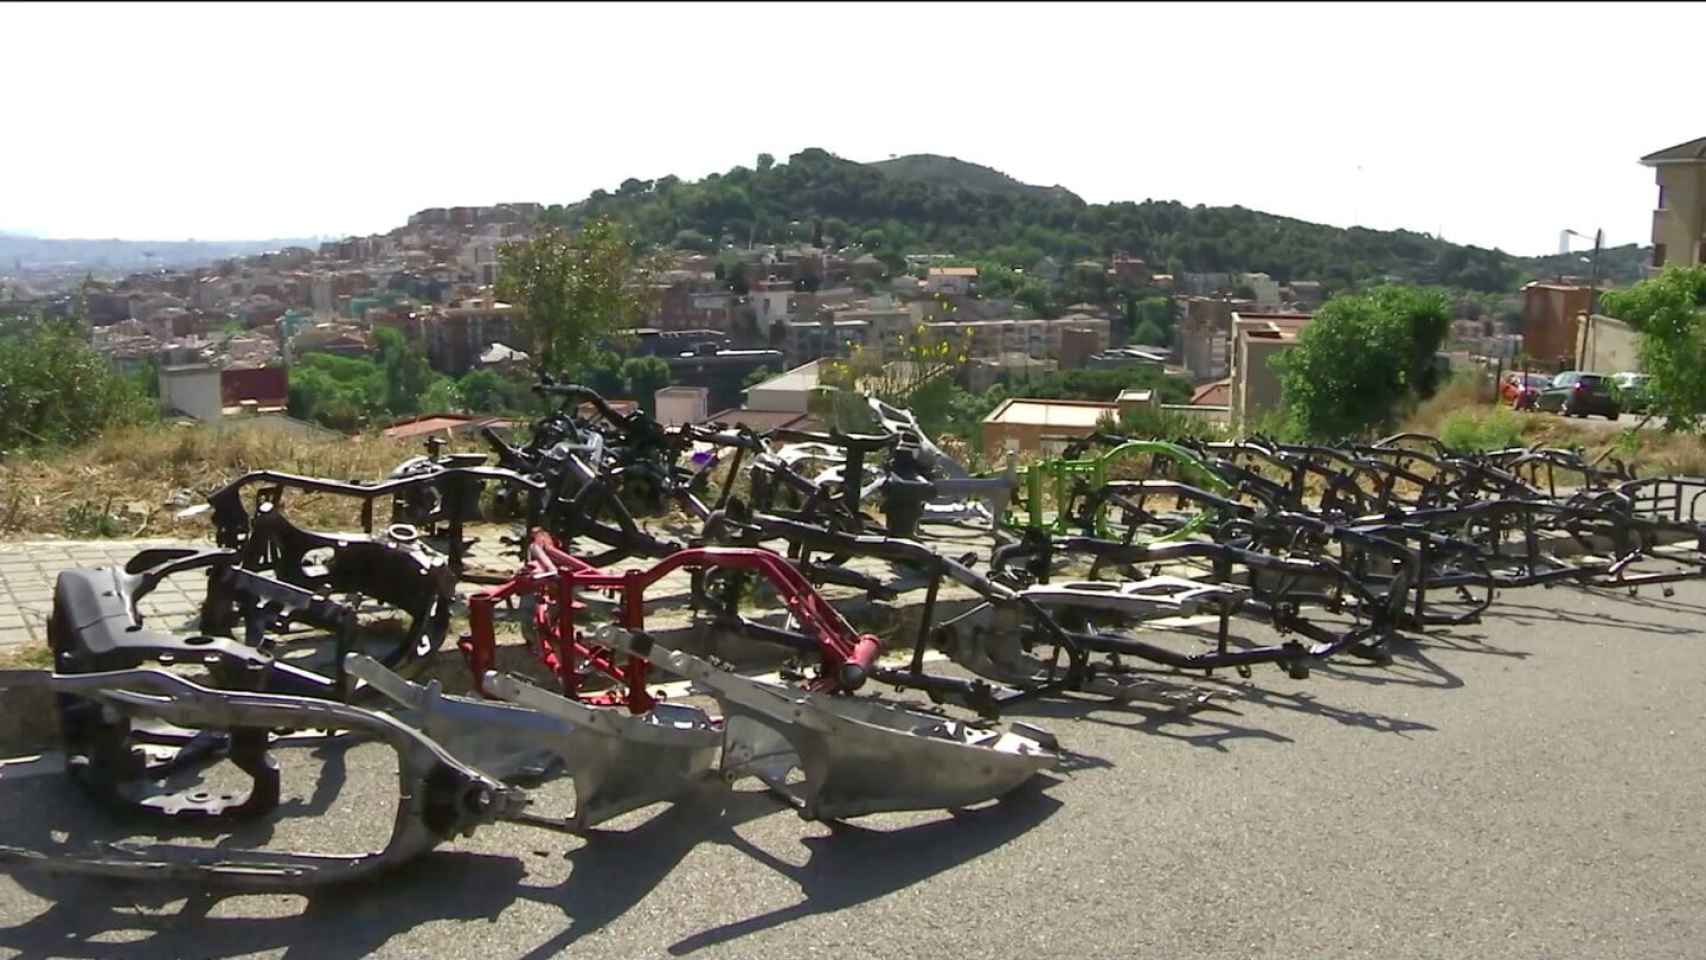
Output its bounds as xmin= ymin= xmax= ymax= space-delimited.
xmin=1562 ymin=227 xmax=1604 ymax=372
xmin=1588 ymin=227 xmax=1602 ymax=317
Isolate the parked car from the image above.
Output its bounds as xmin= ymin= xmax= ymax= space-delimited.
xmin=1500 ymin=371 xmax=1552 ymax=409
xmin=1611 ymin=372 xmax=1653 ymax=415
xmin=1534 ymin=371 xmax=1621 ymax=420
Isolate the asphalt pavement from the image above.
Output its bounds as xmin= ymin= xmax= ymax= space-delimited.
xmin=0 ymin=578 xmax=1701 ymax=959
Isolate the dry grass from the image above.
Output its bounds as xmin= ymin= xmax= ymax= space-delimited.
xmin=1401 ymin=387 xmax=1706 ymax=480
xmin=0 ymin=423 xmax=494 ymax=539
xmin=1402 ymin=377 xmax=1491 ymax=439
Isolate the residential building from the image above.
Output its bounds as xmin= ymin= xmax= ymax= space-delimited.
xmin=782 ymin=317 xmax=870 ymax=364
xmin=748 ymin=282 xmax=795 ymax=331
xmin=650 ymin=278 xmax=733 ymax=332
xmin=1176 ymin=296 xmax=1244 ymax=381
xmin=981 ymin=398 xmax=1120 ymax=454
xmin=1229 ymin=312 xmax=1312 ymax=428
xmin=1179 ymin=272 xmax=1233 ymax=296
xmin=220 ymin=367 xmax=288 ymax=414
xmin=160 ymin=362 xmax=224 ymax=422
xmin=849 ymin=254 xmax=886 ymax=281
xmin=922 ymin=315 xmax=1110 ymax=361
xmin=1519 ymin=282 xmax=1592 ymax=371
xmin=1110 ymin=255 xmax=1151 ymax=286
xmin=966 ymin=353 xmax=1057 ymax=392
xmin=1236 ymin=272 xmax=1282 ymax=307
xmin=291 ymin=322 xmax=373 ymax=360
xmin=1575 ymin=313 xmax=1640 ymax=374
xmin=661 ymin=346 xmax=785 ymax=410
xmin=1283 ymin=280 xmax=1324 ymax=308
xmin=1640 ymin=135 xmax=1706 ymax=269
xmin=834 ymin=307 xmax=912 ymax=357
xmin=427 ymin=298 xmax=521 ymax=374
xmin=925 ymin=266 xmax=978 ymax=296
xmin=1058 ymin=326 xmax=1101 ymax=370
xmin=620 ymin=327 xmax=728 ymax=357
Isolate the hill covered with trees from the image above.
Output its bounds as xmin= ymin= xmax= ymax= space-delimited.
xmin=536 ymin=149 xmax=1644 ymax=293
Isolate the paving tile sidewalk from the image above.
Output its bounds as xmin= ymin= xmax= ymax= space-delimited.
xmin=0 ymin=538 xmax=214 ymax=654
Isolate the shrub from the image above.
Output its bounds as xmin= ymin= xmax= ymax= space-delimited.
xmin=1439 ymin=406 xmax=1524 ymax=452
xmin=0 ymin=316 xmax=155 ymax=451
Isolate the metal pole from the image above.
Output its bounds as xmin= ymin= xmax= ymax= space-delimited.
xmin=1589 ymin=228 xmax=1603 ymax=317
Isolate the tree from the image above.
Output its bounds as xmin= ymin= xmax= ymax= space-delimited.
xmin=822 ymin=217 xmax=850 ymax=245
xmin=573 ymin=348 xmax=626 ymax=397
xmin=133 ymin=357 xmax=160 ymax=399
xmin=495 ymin=216 xmax=659 ymax=375
xmin=286 ymin=352 xmax=386 ymax=430
xmin=672 ymin=229 xmax=713 ymax=252
xmin=0 ymin=315 xmax=154 ymax=449
xmin=725 ymin=259 xmax=750 ymax=295
xmin=1274 ymin=285 xmax=1451 ymax=440
xmin=458 ymin=369 xmax=509 ymax=413
xmin=621 ymin=356 xmax=672 ymax=413
xmin=375 ymin=326 xmax=434 ymax=415
xmin=1600 ymin=264 xmax=1706 ymax=430
xmin=742 ymin=365 xmax=777 ymax=389
xmin=1132 ymin=318 xmax=1166 ymax=346
xmin=419 ymin=376 xmax=461 ymax=413
xmin=860 ymin=228 xmax=885 ymax=250
xmin=756 ymin=153 xmax=775 ymax=173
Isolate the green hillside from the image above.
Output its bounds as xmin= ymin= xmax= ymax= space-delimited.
xmin=869 ymin=154 xmax=1078 ymax=201
xmin=538 ymin=149 xmax=1644 ymax=293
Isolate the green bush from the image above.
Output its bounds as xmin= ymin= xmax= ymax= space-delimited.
xmin=1116 ymin=405 xmax=1229 ymax=442
xmin=1274 ymin=285 xmax=1451 ymax=440
xmin=0 ymin=316 xmax=155 ymax=450
xmin=1439 ymin=406 xmax=1524 ymax=452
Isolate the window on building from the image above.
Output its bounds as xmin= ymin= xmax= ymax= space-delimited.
xmin=1658 ymin=184 xmax=1668 ymax=210
xmin=1653 ymin=244 xmax=1667 ymax=268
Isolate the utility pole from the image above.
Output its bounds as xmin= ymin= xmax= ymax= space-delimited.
xmin=1588 ymin=227 xmax=1603 ymax=317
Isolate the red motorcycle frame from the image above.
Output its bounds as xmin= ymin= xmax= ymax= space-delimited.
xmin=460 ymin=530 xmax=882 ymax=710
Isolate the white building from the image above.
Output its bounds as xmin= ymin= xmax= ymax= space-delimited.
xmin=655 ymin=386 xmax=710 ymax=427
xmin=159 ymin=362 xmax=224 ymax=422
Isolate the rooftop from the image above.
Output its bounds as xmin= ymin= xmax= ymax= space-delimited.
xmin=1641 ymin=135 xmax=1706 ymax=165
xmin=703 ymin=407 xmax=819 ymax=432
xmin=381 ymin=413 xmax=518 ymax=440
xmin=983 ymin=397 xmax=1118 ymax=429
xmin=1191 ymin=379 xmax=1232 ymax=406
xmin=656 ymin=385 xmax=708 ymax=398
xmin=928 ymin=266 xmax=978 ymax=278
xmin=745 ymin=359 xmax=823 ymax=395
xmin=1233 ymin=311 xmax=1313 ymax=341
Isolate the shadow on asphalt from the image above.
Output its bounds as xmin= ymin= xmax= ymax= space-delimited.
xmin=1003 ymin=664 xmax=1438 ymax=752
xmin=0 ymin=769 xmax=1065 ymax=959
xmin=660 ymin=778 xmax=1064 ymax=957
xmin=1486 ymin=596 xmax=1699 ymax=635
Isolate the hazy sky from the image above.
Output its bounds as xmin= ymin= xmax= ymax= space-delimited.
xmin=4 ymin=1 xmax=1697 ymax=255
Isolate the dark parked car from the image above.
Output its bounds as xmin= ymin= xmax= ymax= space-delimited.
xmin=1535 ymin=371 xmax=1621 ymax=420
